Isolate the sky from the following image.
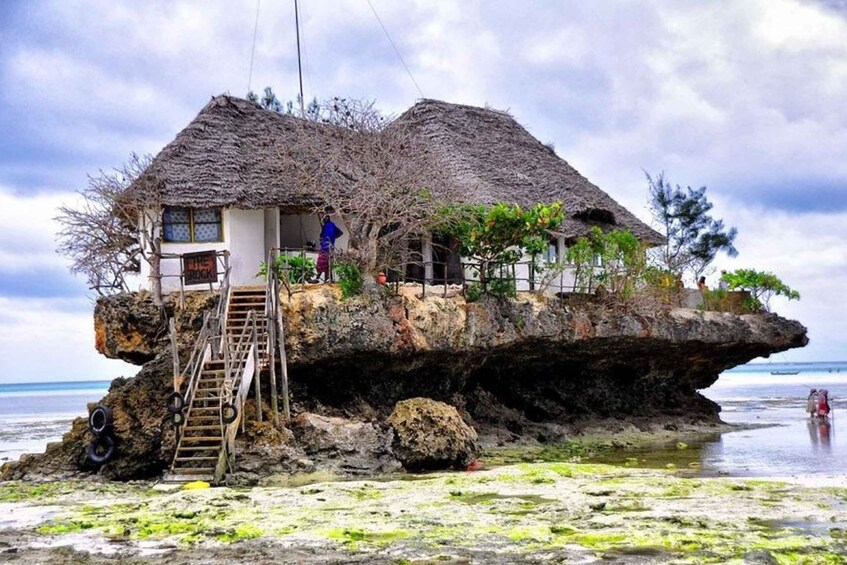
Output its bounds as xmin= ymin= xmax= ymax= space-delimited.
xmin=0 ymin=0 xmax=845 ymax=383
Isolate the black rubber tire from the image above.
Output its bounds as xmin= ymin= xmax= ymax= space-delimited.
xmin=171 ymin=411 xmax=186 ymax=427
xmin=221 ymin=403 xmax=238 ymax=425
xmin=88 ymin=405 xmax=113 ymax=436
xmin=87 ymin=435 xmax=115 ymax=465
xmin=166 ymin=392 xmax=185 ymax=414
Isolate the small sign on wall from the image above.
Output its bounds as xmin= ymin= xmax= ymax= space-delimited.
xmin=182 ymin=251 xmax=218 ymax=286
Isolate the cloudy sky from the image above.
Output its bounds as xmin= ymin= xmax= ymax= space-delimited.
xmin=1 ymin=0 xmax=845 ymax=382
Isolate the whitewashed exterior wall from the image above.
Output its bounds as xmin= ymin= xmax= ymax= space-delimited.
xmin=141 ymin=208 xmax=350 ymax=292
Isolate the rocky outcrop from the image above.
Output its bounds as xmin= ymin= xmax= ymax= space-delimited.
xmin=94 ymin=291 xmax=216 ymax=364
xmin=4 ymin=287 xmax=807 ymax=482
xmin=279 ymin=287 xmax=807 ymax=423
xmin=291 ymin=413 xmax=400 ymax=475
xmin=387 ymin=398 xmax=479 ymax=471
xmin=1 ymin=353 xmax=177 ymax=481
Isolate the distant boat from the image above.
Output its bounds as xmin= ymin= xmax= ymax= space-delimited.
xmin=771 ymin=370 xmax=799 ymax=375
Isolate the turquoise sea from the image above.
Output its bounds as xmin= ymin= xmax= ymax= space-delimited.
xmin=0 ymin=363 xmax=845 ymax=476
xmin=0 ymin=380 xmax=110 ymax=463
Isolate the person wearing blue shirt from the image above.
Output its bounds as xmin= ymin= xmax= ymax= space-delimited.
xmin=316 ymin=215 xmax=343 ymax=283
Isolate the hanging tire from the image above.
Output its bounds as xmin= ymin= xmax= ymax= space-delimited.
xmin=221 ymin=403 xmax=238 ymax=425
xmin=171 ymin=411 xmax=186 ymax=427
xmin=87 ymin=435 xmax=115 ymax=465
xmin=166 ymin=392 xmax=185 ymax=414
xmin=88 ymin=405 xmax=113 ymax=436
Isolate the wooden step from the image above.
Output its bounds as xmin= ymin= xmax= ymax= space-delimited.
xmin=191 ymin=397 xmax=224 ymax=404
xmin=175 ymin=456 xmax=219 ymax=463
xmin=180 ymin=436 xmax=223 ymax=443
xmin=177 ymin=446 xmax=221 ymax=452
xmin=170 ymin=467 xmax=215 ymax=474
xmin=183 ymin=425 xmax=223 ymax=431
xmin=184 ymin=414 xmax=220 ymax=420
xmin=164 ymin=474 xmax=214 ymax=483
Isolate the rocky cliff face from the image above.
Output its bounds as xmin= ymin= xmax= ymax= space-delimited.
xmin=278 ymin=287 xmax=806 ymax=422
xmin=2 ymin=286 xmax=807 ymax=482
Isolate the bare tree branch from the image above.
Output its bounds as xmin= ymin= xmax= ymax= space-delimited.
xmin=56 ymin=153 xmax=165 ymax=301
xmin=279 ymin=97 xmax=469 ymax=275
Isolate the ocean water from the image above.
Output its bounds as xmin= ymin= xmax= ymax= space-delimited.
xmin=592 ymin=361 xmax=847 ymax=477
xmin=0 ymin=364 xmax=845 ymax=477
xmin=698 ymin=361 xmax=847 ymax=477
xmin=0 ymin=380 xmax=110 ymax=463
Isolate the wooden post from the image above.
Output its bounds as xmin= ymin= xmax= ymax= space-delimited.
xmin=169 ymin=317 xmax=180 ymax=393
xmin=252 ymin=314 xmax=262 ymax=422
xmin=268 ymin=281 xmax=279 ymax=426
xmin=276 ymin=302 xmax=291 ymax=422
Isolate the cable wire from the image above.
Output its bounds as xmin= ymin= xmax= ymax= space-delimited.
xmin=247 ymin=0 xmax=261 ymax=94
xmin=365 ymin=0 xmax=425 ymax=98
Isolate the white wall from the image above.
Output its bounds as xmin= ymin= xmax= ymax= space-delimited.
xmin=263 ymin=208 xmax=279 ymax=259
xmin=228 ymin=208 xmax=265 ymax=286
xmin=140 ymin=208 xmax=271 ymax=292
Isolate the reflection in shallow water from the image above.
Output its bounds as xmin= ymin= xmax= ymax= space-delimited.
xmin=807 ymin=418 xmax=833 ymax=451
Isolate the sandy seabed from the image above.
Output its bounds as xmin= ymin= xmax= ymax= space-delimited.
xmin=1 ymin=458 xmax=846 ymax=564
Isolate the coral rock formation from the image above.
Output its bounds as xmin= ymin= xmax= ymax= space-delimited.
xmin=387 ymin=397 xmax=480 ymax=470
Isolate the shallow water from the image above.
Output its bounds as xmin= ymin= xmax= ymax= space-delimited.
xmin=595 ymin=362 xmax=847 ymax=477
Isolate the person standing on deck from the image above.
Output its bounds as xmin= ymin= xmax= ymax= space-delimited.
xmin=316 ymin=215 xmax=343 ymax=283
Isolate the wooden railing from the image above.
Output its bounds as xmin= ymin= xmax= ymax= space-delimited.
xmin=214 ymin=310 xmax=259 ymax=483
xmin=169 ymin=259 xmax=231 ymax=455
xmin=265 ymin=248 xmax=291 ymax=424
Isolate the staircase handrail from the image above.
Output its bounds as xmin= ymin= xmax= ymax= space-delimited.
xmin=214 ymin=309 xmax=258 ymax=483
xmin=265 ymin=248 xmax=279 ymax=424
xmin=174 ymin=261 xmax=231 ymax=438
xmin=179 ymin=311 xmax=213 ymax=413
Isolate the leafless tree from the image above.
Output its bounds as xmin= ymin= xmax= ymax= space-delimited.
xmin=279 ymin=97 xmax=464 ymax=275
xmin=56 ymin=153 xmax=166 ymax=303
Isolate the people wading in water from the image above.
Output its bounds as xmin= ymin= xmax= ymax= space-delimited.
xmin=807 ymin=388 xmax=819 ymax=418
xmin=817 ymin=389 xmax=832 ymax=419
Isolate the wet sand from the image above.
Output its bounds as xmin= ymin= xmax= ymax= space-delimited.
xmin=1 ymin=457 xmax=845 ymax=564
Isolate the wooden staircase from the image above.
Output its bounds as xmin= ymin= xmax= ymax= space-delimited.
xmin=225 ymin=287 xmax=269 ymax=362
xmin=166 ymin=287 xmax=270 ymax=484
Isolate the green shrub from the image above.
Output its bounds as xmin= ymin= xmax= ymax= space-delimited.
xmin=720 ymin=268 xmax=800 ymax=312
xmin=487 ymin=275 xmax=517 ymax=299
xmin=257 ymin=254 xmax=316 ymax=284
xmin=465 ymin=282 xmax=484 ymax=303
xmin=336 ymin=262 xmax=364 ymax=300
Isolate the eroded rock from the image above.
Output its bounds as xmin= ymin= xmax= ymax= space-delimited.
xmin=292 ymin=413 xmax=400 ymax=475
xmin=387 ymin=397 xmax=479 ymax=471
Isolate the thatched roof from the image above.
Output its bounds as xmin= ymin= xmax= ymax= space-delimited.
xmin=393 ymin=99 xmax=662 ymax=244
xmin=137 ymin=95 xmax=662 ymax=244
xmin=139 ymin=95 xmax=326 ymax=210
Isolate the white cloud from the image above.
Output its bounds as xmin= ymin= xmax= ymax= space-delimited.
xmin=1 ymin=0 xmax=846 ymax=372
xmin=0 ymin=296 xmax=135 ymax=383
xmin=0 ymin=186 xmax=71 ymax=273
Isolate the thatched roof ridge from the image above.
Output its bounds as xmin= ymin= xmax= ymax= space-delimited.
xmin=394 ymin=99 xmax=662 ymax=244
xmin=138 ymin=94 xmax=662 ymax=244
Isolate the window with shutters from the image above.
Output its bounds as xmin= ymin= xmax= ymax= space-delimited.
xmin=163 ymin=207 xmax=223 ymax=243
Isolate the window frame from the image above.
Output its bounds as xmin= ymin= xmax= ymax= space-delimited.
xmin=162 ymin=207 xmax=224 ymax=243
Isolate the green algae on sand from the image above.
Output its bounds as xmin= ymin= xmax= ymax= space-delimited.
xmin=5 ymin=462 xmax=847 ymax=562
